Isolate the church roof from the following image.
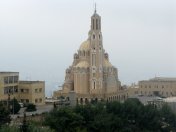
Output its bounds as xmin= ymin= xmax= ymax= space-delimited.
xmin=79 ymin=40 xmax=90 ymax=51
xmin=75 ymin=61 xmax=89 ymax=68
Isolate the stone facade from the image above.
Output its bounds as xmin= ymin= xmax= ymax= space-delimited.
xmin=137 ymin=77 xmax=176 ymax=97
xmin=0 ymin=72 xmax=19 ymax=100
xmin=18 ymin=81 xmax=45 ymax=105
xmin=53 ymin=10 xmax=121 ymax=103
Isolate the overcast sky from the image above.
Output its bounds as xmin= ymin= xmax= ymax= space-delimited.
xmin=0 ymin=0 xmax=176 ymax=96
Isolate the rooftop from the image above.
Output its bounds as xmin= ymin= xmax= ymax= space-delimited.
xmin=0 ymin=72 xmax=19 ymax=74
xmin=140 ymin=77 xmax=176 ymax=82
xmin=19 ymin=81 xmax=44 ymax=84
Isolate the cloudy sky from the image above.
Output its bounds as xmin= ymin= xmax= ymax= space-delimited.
xmin=0 ymin=0 xmax=176 ymax=96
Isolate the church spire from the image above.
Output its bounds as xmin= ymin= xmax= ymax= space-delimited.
xmin=94 ymin=3 xmax=97 ymax=13
xmin=91 ymin=4 xmax=101 ymax=31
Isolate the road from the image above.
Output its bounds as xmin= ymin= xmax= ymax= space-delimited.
xmin=11 ymin=104 xmax=53 ymax=119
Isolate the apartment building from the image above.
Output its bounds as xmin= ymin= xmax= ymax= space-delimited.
xmin=18 ymin=81 xmax=45 ymax=105
xmin=138 ymin=77 xmax=176 ymax=97
xmin=0 ymin=72 xmax=45 ymax=105
xmin=0 ymin=72 xmax=19 ymax=100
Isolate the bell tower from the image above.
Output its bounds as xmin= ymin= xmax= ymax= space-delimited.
xmin=89 ymin=6 xmax=104 ymax=94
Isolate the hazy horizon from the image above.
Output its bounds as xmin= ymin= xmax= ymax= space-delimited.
xmin=0 ymin=0 xmax=176 ymax=96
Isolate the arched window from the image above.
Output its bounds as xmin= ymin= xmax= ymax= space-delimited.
xmin=93 ymin=34 xmax=95 ymax=39
xmin=93 ymin=19 xmax=95 ymax=29
xmin=96 ymin=19 xmax=98 ymax=30
xmin=94 ymin=81 xmax=96 ymax=89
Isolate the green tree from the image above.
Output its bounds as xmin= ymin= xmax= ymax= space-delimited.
xmin=160 ymin=104 xmax=176 ymax=131
xmin=0 ymin=102 xmax=11 ymax=127
xmin=10 ymin=98 xmax=21 ymax=114
xmin=44 ymin=108 xmax=85 ymax=132
xmin=43 ymin=99 xmax=176 ymax=132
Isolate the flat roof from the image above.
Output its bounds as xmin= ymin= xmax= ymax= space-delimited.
xmin=140 ymin=77 xmax=176 ymax=82
xmin=0 ymin=72 xmax=19 ymax=74
xmin=19 ymin=81 xmax=45 ymax=84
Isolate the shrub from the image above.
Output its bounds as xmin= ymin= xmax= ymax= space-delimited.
xmin=10 ymin=98 xmax=21 ymax=114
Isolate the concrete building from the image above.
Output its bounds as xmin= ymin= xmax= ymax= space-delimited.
xmin=18 ymin=81 xmax=45 ymax=105
xmin=138 ymin=77 xmax=176 ymax=97
xmin=0 ymin=72 xmax=45 ymax=105
xmin=0 ymin=72 xmax=19 ymax=100
xmin=53 ymin=9 xmax=121 ymax=103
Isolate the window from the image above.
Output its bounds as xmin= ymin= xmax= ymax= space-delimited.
xmin=162 ymin=85 xmax=164 ymax=88
xmin=4 ymin=86 xmax=13 ymax=94
xmin=96 ymin=19 xmax=98 ymax=29
xmin=14 ymin=86 xmax=18 ymax=93
xmin=93 ymin=81 xmax=96 ymax=89
xmin=14 ymin=76 xmax=18 ymax=83
xmin=4 ymin=77 xmax=8 ymax=84
xmin=39 ymin=98 xmax=42 ymax=102
xmin=39 ymin=88 xmax=42 ymax=92
xmin=9 ymin=76 xmax=13 ymax=83
xmin=35 ymin=99 xmax=38 ymax=103
xmin=4 ymin=87 xmax=9 ymax=94
xmin=93 ymin=34 xmax=95 ymax=39
xmin=35 ymin=89 xmax=38 ymax=93
xmin=92 ymin=54 xmax=96 ymax=66
xmin=92 ymin=19 xmax=94 ymax=29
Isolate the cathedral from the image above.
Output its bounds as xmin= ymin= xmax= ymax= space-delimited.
xmin=54 ymin=9 xmax=121 ymax=104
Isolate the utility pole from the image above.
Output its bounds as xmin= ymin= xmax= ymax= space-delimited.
xmin=7 ymin=93 xmax=10 ymax=112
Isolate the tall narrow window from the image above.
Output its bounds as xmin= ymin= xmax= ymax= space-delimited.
xmin=93 ymin=54 xmax=96 ymax=66
xmin=93 ymin=19 xmax=95 ymax=29
xmin=96 ymin=19 xmax=98 ymax=30
xmin=94 ymin=81 xmax=96 ymax=89
xmin=93 ymin=34 xmax=95 ymax=39
xmin=92 ymin=55 xmax=93 ymax=66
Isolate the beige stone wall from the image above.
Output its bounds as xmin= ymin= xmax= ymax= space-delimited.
xmin=138 ymin=79 xmax=176 ymax=97
xmin=18 ymin=81 xmax=45 ymax=105
xmin=0 ymin=73 xmax=45 ymax=106
xmin=0 ymin=72 xmax=19 ymax=101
